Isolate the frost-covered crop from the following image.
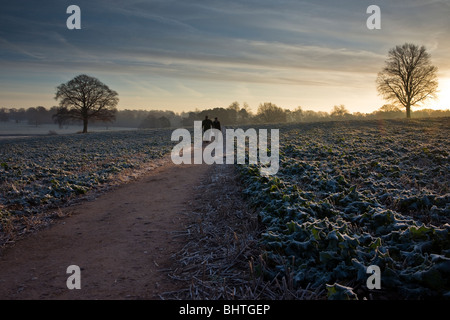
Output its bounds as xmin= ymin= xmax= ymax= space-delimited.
xmin=238 ymin=118 xmax=450 ymax=299
xmin=0 ymin=129 xmax=174 ymax=244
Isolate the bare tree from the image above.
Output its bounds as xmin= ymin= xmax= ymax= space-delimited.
xmin=330 ymin=105 xmax=350 ymax=119
xmin=54 ymin=74 xmax=119 ymax=133
xmin=257 ymin=102 xmax=287 ymax=123
xmin=378 ymin=104 xmax=401 ymax=113
xmin=376 ymin=43 xmax=438 ymax=118
xmin=26 ymin=106 xmax=49 ymax=127
xmin=290 ymin=106 xmax=304 ymax=123
xmin=0 ymin=108 xmax=9 ymax=122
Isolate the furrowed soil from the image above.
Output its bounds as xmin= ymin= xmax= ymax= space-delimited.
xmin=0 ymin=160 xmax=212 ymax=299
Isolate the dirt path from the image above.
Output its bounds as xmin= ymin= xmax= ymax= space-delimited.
xmin=0 ymin=160 xmax=211 ymax=300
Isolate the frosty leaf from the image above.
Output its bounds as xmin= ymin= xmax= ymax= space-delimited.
xmin=326 ymin=283 xmax=358 ymax=300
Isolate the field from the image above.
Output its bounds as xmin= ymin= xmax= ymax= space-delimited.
xmin=0 ymin=129 xmax=175 ymax=246
xmin=0 ymin=121 xmax=136 ymax=138
xmin=0 ymin=117 xmax=449 ymax=300
xmin=238 ymin=117 xmax=449 ymax=299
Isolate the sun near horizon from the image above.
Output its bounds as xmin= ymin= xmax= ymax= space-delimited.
xmin=432 ymin=77 xmax=450 ymax=110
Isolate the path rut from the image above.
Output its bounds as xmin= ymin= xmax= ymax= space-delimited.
xmin=0 ymin=161 xmax=211 ymax=300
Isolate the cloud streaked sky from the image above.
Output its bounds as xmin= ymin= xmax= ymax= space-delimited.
xmin=1 ymin=0 xmax=449 ymax=113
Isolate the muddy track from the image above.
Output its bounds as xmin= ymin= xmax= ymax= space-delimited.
xmin=0 ymin=161 xmax=211 ymax=300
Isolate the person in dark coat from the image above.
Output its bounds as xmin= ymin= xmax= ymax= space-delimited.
xmin=202 ymin=116 xmax=213 ymax=132
xmin=212 ymin=117 xmax=221 ymax=131
xmin=202 ymin=116 xmax=213 ymax=142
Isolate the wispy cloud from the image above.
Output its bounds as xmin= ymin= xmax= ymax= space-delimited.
xmin=0 ymin=0 xmax=449 ymax=112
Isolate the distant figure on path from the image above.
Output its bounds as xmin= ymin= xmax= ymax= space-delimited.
xmin=212 ymin=117 xmax=221 ymax=131
xmin=202 ymin=115 xmax=213 ymax=142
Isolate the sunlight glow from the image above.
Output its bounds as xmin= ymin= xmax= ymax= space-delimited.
xmin=432 ymin=78 xmax=450 ymax=110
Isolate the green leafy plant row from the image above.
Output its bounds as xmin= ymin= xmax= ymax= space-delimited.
xmin=238 ymin=119 xmax=450 ymax=299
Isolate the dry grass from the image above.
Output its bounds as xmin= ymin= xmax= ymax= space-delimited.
xmin=161 ymin=164 xmax=323 ymax=300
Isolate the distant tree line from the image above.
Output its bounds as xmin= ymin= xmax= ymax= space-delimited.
xmin=0 ymin=106 xmax=59 ymax=126
xmin=2 ymin=43 xmax=444 ymax=131
xmin=1 ymin=102 xmax=449 ymax=129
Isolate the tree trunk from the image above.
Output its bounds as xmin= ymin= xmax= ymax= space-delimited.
xmin=83 ymin=118 xmax=88 ymax=133
xmin=406 ymin=104 xmax=411 ymax=119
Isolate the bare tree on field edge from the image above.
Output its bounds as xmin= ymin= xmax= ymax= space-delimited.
xmin=376 ymin=43 xmax=438 ymax=119
xmin=54 ymin=74 xmax=119 ymax=133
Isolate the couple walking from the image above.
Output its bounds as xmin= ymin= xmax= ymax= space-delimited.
xmin=201 ymin=115 xmax=221 ymax=143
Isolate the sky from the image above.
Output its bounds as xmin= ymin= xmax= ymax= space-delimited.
xmin=1 ymin=0 xmax=450 ymax=114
